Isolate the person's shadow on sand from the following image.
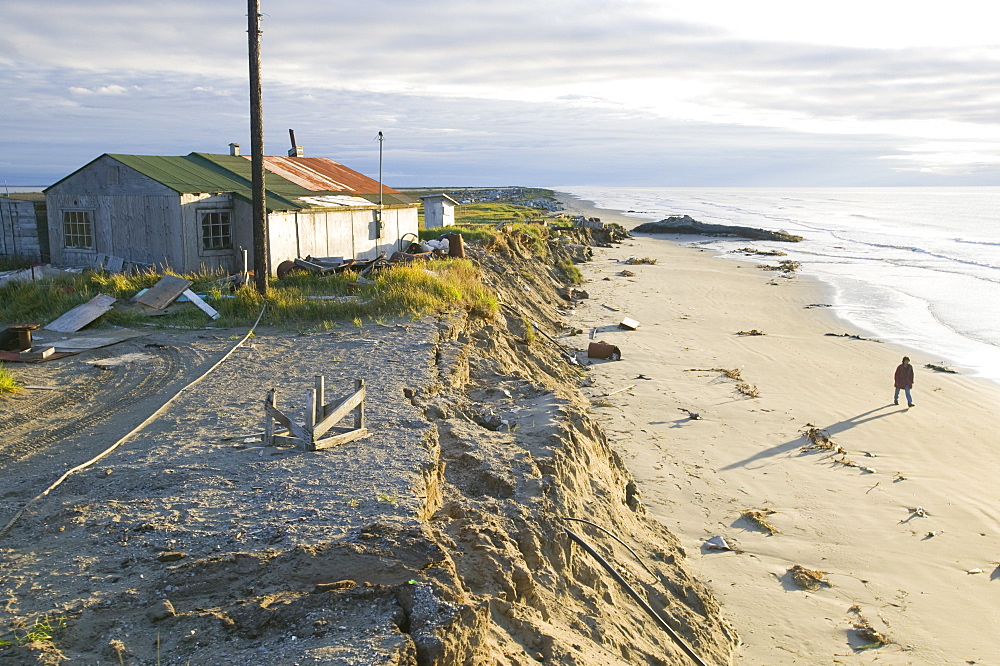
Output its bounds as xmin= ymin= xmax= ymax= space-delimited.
xmin=721 ymin=404 xmax=907 ymax=471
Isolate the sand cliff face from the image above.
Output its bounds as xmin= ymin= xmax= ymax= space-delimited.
xmin=404 ymin=231 xmax=738 ymax=664
xmin=0 ymin=229 xmax=736 ymax=665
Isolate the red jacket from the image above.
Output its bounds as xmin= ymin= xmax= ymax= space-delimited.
xmin=894 ymin=363 xmax=914 ymax=389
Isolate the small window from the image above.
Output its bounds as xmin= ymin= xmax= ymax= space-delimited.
xmin=201 ymin=210 xmax=232 ymax=250
xmin=63 ymin=210 xmax=94 ymax=249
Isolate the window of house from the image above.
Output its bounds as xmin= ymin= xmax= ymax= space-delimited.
xmin=63 ymin=210 xmax=94 ymax=249
xmin=200 ymin=210 xmax=232 ymax=251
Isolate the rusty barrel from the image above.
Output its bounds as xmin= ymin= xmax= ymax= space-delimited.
xmin=447 ymin=233 xmax=465 ymax=258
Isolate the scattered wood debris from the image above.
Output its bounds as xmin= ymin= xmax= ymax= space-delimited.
xmin=182 ymin=289 xmax=220 ymax=320
xmin=833 ymin=456 xmax=876 ymax=474
xmin=741 ymin=508 xmax=779 ymax=535
xmin=825 ymin=332 xmax=881 ymax=342
xmin=87 ymin=352 xmax=161 ymax=369
xmin=758 ymin=259 xmax=800 ymax=272
xmin=788 ymin=564 xmax=831 ymax=591
xmin=847 ymin=607 xmax=891 ymax=650
xmin=737 ymin=329 xmax=766 ymax=336
xmin=687 ymin=367 xmax=743 ymax=380
xmin=44 ymin=294 xmax=117 ymax=333
xmin=134 ymin=275 xmax=193 ymax=310
xmin=734 ymin=247 xmax=787 ymax=256
xmin=800 ymin=426 xmax=846 ymax=454
xmin=263 ymin=376 xmax=368 ymax=451
xmin=925 ymin=363 xmax=957 ymax=373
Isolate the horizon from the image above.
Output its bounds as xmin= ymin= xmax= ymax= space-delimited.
xmin=3 ymin=1 xmax=999 ymax=190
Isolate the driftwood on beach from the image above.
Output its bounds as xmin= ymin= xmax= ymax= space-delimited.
xmin=633 ymin=215 xmax=804 ymax=242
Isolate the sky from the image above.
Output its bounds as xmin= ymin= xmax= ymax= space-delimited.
xmin=2 ymin=0 xmax=1000 ymax=187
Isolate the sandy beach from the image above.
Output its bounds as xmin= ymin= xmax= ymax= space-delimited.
xmin=559 ymin=194 xmax=1000 ymax=664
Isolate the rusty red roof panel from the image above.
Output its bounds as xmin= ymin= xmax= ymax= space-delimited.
xmin=259 ymin=156 xmax=400 ymax=195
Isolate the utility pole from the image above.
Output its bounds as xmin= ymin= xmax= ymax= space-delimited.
xmin=248 ymin=0 xmax=268 ymax=295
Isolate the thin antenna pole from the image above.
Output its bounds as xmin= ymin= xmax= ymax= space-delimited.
xmin=248 ymin=0 xmax=268 ymax=295
xmin=375 ymin=131 xmax=384 ymax=239
xmin=377 ymin=131 xmax=384 ymax=209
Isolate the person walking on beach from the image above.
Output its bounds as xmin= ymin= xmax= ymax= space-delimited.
xmin=894 ymin=356 xmax=914 ymax=407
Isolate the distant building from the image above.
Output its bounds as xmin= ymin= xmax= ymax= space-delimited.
xmin=420 ymin=193 xmax=459 ymax=228
xmin=44 ymin=152 xmax=418 ymax=275
xmin=0 ymin=193 xmax=48 ymax=261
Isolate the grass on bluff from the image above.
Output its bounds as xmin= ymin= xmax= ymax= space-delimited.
xmin=420 ymin=221 xmax=552 ymax=259
xmin=0 ymin=259 xmax=499 ymax=333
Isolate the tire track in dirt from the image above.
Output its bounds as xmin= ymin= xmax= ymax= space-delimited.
xmin=0 ymin=347 xmax=180 ymax=468
xmin=0 ymin=339 xmax=219 ymax=529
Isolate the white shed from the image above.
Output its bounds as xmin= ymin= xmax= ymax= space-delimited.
xmin=420 ymin=193 xmax=459 ymax=228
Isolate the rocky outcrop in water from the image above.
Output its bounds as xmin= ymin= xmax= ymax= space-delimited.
xmin=634 ymin=215 xmax=804 ymax=242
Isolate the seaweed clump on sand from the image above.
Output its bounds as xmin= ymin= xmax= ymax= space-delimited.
xmin=788 ymin=564 xmax=831 ymax=591
xmin=633 ymin=215 xmax=804 ymax=242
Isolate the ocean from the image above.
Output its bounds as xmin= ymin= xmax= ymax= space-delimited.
xmin=559 ymin=186 xmax=1000 ymax=385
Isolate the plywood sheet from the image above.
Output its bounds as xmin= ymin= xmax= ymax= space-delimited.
xmin=51 ymin=328 xmax=146 ymax=351
xmin=134 ymin=275 xmax=192 ymax=310
xmin=44 ymin=294 xmax=117 ymax=333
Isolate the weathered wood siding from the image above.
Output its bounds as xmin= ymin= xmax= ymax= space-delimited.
xmin=180 ymin=193 xmax=238 ymax=274
xmin=46 ymin=156 xmax=183 ymax=269
xmin=0 ymin=198 xmax=42 ymax=258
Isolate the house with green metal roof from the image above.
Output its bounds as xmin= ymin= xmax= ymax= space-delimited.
xmin=44 ymin=151 xmax=418 ymax=275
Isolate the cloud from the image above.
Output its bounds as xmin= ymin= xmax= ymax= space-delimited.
xmin=4 ymin=1 xmax=1000 ymax=185
xmin=69 ymin=84 xmax=138 ymax=96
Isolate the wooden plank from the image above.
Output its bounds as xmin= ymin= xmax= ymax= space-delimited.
xmin=272 ymin=434 xmax=302 ymax=445
xmin=322 ymin=425 xmax=361 ymax=434
xmin=44 ymin=294 xmax=117 ymax=333
xmin=19 ymin=347 xmax=55 ymax=361
xmin=264 ymin=389 xmax=276 ymax=445
xmin=314 ymin=376 xmax=325 ymax=425
xmin=134 ymin=275 xmax=193 ymax=310
xmin=51 ymin=328 xmax=146 ymax=351
xmin=313 ymin=386 xmax=365 ymax=439
xmin=354 ymin=378 xmax=366 ymax=430
xmin=182 ymin=289 xmax=220 ymax=320
xmin=311 ymin=428 xmax=368 ymax=451
xmin=306 ymin=389 xmax=318 ymax=446
xmin=105 ymin=255 xmax=125 ymax=273
xmin=263 ymin=402 xmax=310 ymax=443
